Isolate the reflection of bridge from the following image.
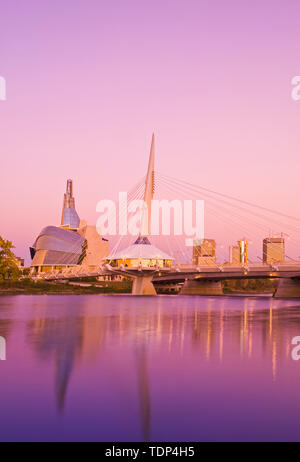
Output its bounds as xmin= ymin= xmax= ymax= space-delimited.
xmin=36 ymin=133 xmax=300 ymax=297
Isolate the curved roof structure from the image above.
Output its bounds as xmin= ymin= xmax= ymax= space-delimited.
xmin=32 ymin=226 xmax=84 ymax=252
xmin=108 ymin=243 xmax=173 ymax=261
xmin=30 ymin=226 xmax=85 ymax=266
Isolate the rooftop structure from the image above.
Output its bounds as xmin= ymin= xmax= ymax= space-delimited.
xmin=60 ymin=179 xmax=80 ymax=229
xmin=107 ymin=242 xmax=173 ymax=268
xmin=30 ymin=225 xmax=85 ymax=271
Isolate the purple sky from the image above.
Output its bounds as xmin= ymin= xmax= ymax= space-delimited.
xmin=1 ymin=0 xmax=300 ymax=263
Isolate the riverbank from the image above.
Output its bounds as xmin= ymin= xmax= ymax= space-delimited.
xmin=0 ymin=279 xmax=132 ymax=295
xmin=0 ymin=278 xmax=278 ymax=296
xmin=222 ymin=278 xmax=277 ymax=295
xmin=223 ymin=288 xmax=275 ymax=295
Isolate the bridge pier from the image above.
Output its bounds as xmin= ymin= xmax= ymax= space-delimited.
xmin=180 ymin=279 xmax=223 ymax=296
xmin=132 ymin=275 xmax=157 ymax=295
xmin=274 ymin=278 xmax=300 ymax=298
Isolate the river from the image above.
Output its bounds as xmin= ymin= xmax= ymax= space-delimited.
xmin=0 ymin=294 xmax=300 ymax=441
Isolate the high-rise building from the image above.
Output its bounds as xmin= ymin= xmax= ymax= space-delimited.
xmin=229 ymin=239 xmax=248 ymax=264
xmin=238 ymin=239 xmax=248 ymax=264
xmin=263 ymin=237 xmax=285 ymax=264
xmin=193 ymin=239 xmax=216 ymax=266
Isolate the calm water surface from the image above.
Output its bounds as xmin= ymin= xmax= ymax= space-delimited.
xmin=1 ymin=294 xmax=300 ymax=441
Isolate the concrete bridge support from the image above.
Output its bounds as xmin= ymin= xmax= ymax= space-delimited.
xmin=273 ymin=278 xmax=300 ymax=298
xmin=180 ymin=279 xmax=223 ymax=296
xmin=132 ymin=275 xmax=157 ymax=295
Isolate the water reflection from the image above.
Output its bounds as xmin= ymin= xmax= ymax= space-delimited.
xmin=2 ymin=295 xmax=300 ymax=441
xmin=26 ymin=299 xmax=300 ymax=394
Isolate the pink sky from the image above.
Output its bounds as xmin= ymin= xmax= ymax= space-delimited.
xmin=1 ymin=0 xmax=300 ymax=263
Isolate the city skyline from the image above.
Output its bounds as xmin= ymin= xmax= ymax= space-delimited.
xmin=1 ymin=1 xmax=300 ymax=263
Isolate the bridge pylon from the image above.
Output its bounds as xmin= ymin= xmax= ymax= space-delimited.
xmin=180 ymin=278 xmax=223 ymax=296
xmin=132 ymin=275 xmax=157 ymax=295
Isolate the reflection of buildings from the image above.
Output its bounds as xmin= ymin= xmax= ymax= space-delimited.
xmin=0 ymin=318 xmax=13 ymax=342
xmin=263 ymin=236 xmax=285 ymax=264
xmin=27 ymin=311 xmax=109 ymax=413
xmin=30 ymin=179 xmax=109 ymax=273
xmin=24 ymin=298 xmax=300 ymax=433
xmin=136 ymin=346 xmax=151 ymax=442
xmin=192 ymin=239 xmax=216 ymax=266
xmin=27 ymin=316 xmax=82 ymax=412
xmin=26 ymin=307 xmax=152 ymax=439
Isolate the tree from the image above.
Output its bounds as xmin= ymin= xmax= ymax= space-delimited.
xmin=0 ymin=236 xmax=20 ymax=281
xmin=22 ymin=267 xmax=31 ymax=276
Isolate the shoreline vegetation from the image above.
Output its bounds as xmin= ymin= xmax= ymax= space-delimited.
xmin=222 ymin=278 xmax=277 ymax=295
xmin=0 ymin=277 xmax=278 ymax=296
xmin=0 ymin=279 xmax=133 ymax=295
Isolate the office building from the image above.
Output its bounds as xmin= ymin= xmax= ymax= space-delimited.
xmin=193 ymin=239 xmax=216 ymax=266
xmin=238 ymin=239 xmax=248 ymax=265
xmin=263 ymin=237 xmax=285 ymax=264
xmin=229 ymin=239 xmax=248 ymax=264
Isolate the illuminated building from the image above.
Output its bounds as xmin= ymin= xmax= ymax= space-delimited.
xmin=192 ymin=239 xmax=216 ymax=266
xmin=263 ymin=237 xmax=285 ymax=264
xmin=30 ymin=180 xmax=109 ymax=273
xmin=229 ymin=239 xmax=248 ymax=265
xmin=238 ymin=239 xmax=248 ymax=265
xmin=30 ymin=225 xmax=85 ymax=273
xmin=107 ymin=238 xmax=173 ymax=268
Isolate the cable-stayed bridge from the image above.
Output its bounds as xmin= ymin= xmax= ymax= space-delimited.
xmin=38 ymin=134 xmax=300 ymax=297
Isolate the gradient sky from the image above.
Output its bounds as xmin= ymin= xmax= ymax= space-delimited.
xmin=1 ymin=0 xmax=300 ymax=263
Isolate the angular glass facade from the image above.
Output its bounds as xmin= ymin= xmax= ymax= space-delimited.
xmin=30 ymin=226 xmax=85 ymax=268
xmin=62 ymin=207 xmax=80 ymax=229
